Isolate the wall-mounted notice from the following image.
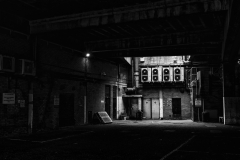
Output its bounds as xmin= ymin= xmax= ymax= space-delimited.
xmin=195 ymin=99 xmax=202 ymax=107
xmin=3 ymin=93 xmax=15 ymax=104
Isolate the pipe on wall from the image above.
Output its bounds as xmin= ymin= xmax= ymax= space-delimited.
xmin=134 ymin=57 xmax=139 ymax=88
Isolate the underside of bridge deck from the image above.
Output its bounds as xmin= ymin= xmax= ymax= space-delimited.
xmin=0 ymin=0 xmax=231 ymax=62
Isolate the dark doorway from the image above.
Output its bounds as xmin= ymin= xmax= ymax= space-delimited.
xmin=172 ymin=98 xmax=181 ymax=118
xmin=113 ymin=86 xmax=117 ymax=119
xmin=59 ymin=93 xmax=75 ymax=127
xmin=105 ymin=85 xmax=111 ymax=117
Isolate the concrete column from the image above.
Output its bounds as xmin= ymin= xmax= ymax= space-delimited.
xmin=138 ymin=97 xmax=142 ymax=111
xmin=134 ymin=57 xmax=139 ymax=88
xmin=28 ymin=83 xmax=33 ymax=134
xmin=84 ymin=96 xmax=86 ymax=124
xmin=84 ymin=57 xmax=88 ymax=124
xmin=159 ymin=89 xmax=163 ymax=119
xmin=222 ymin=63 xmax=240 ymax=124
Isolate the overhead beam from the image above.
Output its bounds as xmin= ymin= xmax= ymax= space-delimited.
xmin=222 ymin=0 xmax=240 ymax=63
xmin=85 ymin=29 xmax=222 ymax=52
xmin=29 ymin=0 xmax=229 ymax=34
xmin=91 ymin=45 xmax=221 ymax=57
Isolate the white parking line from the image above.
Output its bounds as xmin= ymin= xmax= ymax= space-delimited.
xmin=160 ymin=135 xmax=195 ymax=160
xmin=205 ymin=125 xmax=216 ymax=127
xmin=9 ymin=138 xmax=29 ymax=142
xmin=164 ymin=130 xmax=175 ymax=132
xmin=10 ymin=131 xmax=93 ymax=143
xmin=178 ymin=150 xmax=240 ymax=156
xmin=34 ymin=131 xmax=94 ymax=143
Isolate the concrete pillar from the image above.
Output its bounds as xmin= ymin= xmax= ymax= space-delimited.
xmin=138 ymin=97 xmax=142 ymax=111
xmin=28 ymin=83 xmax=33 ymax=134
xmin=84 ymin=95 xmax=86 ymax=124
xmin=159 ymin=89 xmax=163 ymax=119
xmin=222 ymin=62 xmax=240 ymax=124
xmin=28 ymin=36 xmax=36 ymax=134
xmin=134 ymin=57 xmax=139 ymax=88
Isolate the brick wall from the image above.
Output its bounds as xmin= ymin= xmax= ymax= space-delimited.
xmin=138 ymin=87 xmax=191 ymax=119
xmin=162 ymin=88 xmax=191 ymax=119
xmin=137 ymin=56 xmax=190 ymax=119
xmin=0 ymin=76 xmax=29 ymax=136
xmin=33 ymin=77 xmax=85 ymax=130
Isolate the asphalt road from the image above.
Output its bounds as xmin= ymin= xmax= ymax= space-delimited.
xmin=1 ymin=120 xmax=240 ymax=160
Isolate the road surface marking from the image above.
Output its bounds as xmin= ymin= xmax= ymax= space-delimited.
xmin=205 ymin=125 xmax=216 ymax=127
xmin=178 ymin=150 xmax=240 ymax=156
xmin=9 ymin=138 xmax=29 ymax=142
xmin=160 ymin=135 xmax=195 ymax=160
xmin=12 ymin=131 xmax=94 ymax=143
xmin=164 ymin=130 xmax=175 ymax=132
xmin=38 ymin=131 xmax=94 ymax=143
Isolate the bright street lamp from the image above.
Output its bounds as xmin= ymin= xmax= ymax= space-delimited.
xmin=86 ymin=53 xmax=90 ymax=57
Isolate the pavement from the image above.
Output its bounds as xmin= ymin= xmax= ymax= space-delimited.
xmin=1 ymin=120 xmax=240 ymax=160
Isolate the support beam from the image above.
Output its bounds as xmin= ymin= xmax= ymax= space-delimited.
xmin=85 ymin=30 xmax=222 ymax=53
xmin=222 ymin=0 xmax=240 ymax=62
xmin=92 ymin=45 xmax=221 ymax=57
xmin=29 ymin=0 xmax=228 ymax=34
xmin=221 ymin=0 xmax=240 ymax=125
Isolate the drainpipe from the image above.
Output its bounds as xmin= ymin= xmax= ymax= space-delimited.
xmin=134 ymin=57 xmax=139 ymax=88
xmin=131 ymin=58 xmax=134 ymax=87
xmin=126 ymin=57 xmax=139 ymax=93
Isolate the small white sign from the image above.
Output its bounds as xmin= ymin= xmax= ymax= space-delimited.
xmin=195 ymin=99 xmax=201 ymax=107
xmin=3 ymin=93 xmax=15 ymax=104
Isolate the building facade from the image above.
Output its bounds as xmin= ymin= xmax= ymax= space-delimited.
xmin=121 ymin=56 xmax=191 ymax=120
xmin=0 ymin=28 xmax=131 ymax=136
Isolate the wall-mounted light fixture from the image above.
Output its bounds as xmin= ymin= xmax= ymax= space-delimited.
xmin=86 ymin=53 xmax=90 ymax=57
